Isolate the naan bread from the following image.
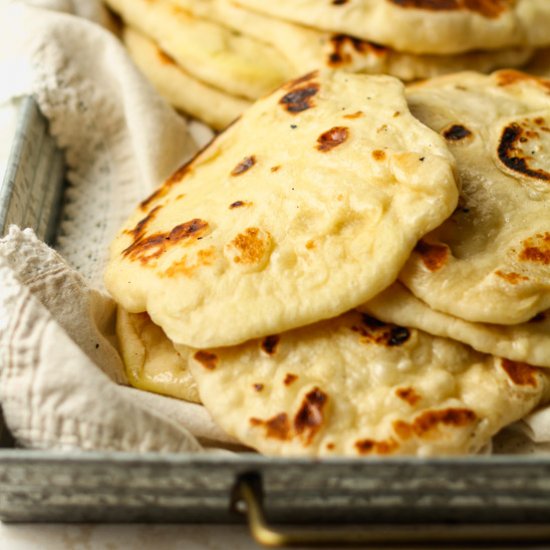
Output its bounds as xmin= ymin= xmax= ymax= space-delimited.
xmin=236 ymin=0 xmax=550 ymax=55
xmin=174 ymin=0 xmax=534 ymax=82
xmin=103 ymin=0 xmax=291 ymax=99
xmin=105 ymin=70 xmax=457 ymax=348
xmin=183 ymin=312 xmax=550 ymax=457
xmin=117 ymin=307 xmax=200 ymax=403
xmin=400 ymin=70 xmax=550 ymax=325
xmin=123 ymin=27 xmax=250 ymax=130
xmin=362 ymin=283 xmax=550 ymax=368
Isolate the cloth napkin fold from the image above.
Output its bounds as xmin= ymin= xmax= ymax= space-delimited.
xmin=0 ymin=227 xmax=201 ymax=452
xmin=0 ymin=0 xmax=234 ymax=453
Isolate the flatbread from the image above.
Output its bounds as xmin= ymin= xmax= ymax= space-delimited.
xmin=123 ymin=27 xmax=250 ymax=130
xmin=103 ymin=0 xmax=291 ymax=99
xmin=183 ymin=312 xmax=550 ymax=456
xmin=116 ymin=307 xmax=200 ymax=403
xmin=399 ymin=70 xmax=550 ymax=325
xmin=105 ymin=70 xmax=457 ymax=348
xmin=236 ymin=0 xmax=550 ymax=55
xmin=361 ymin=283 xmax=550 ymax=368
xmin=173 ymin=0 xmax=534 ymax=82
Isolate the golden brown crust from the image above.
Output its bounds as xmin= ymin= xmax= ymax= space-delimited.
xmin=293 ymin=388 xmax=329 ymax=445
xmin=351 ymin=314 xmax=411 ymax=347
xmin=396 ymin=387 xmax=422 ymax=406
xmin=387 ymin=0 xmax=510 ymax=18
xmin=122 ymin=219 xmax=210 ymax=265
xmin=316 ymin=126 xmax=350 ymax=152
xmin=414 ymin=240 xmax=450 ymax=272
xmin=500 ymin=359 xmax=539 ymax=387
xmin=193 ymin=350 xmax=219 ymax=370
xmin=261 ymin=335 xmax=280 ymax=355
xmin=279 ymin=83 xmax=320 ymax=114
xmin=231 ymin=155 xmax=257 ymax=176
xmin=519 ymin=233 xmax=550 ymax=265
xmin=226 ymin=227 xmax=272 ymax=265
xmin=497 ymin=122 xmax=550 ymax=182
xmin=250 ymin=413 xmax=291 ymax=440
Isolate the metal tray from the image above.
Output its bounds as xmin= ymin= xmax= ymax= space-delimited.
xmin=0 ymin=97 xmax=64 ymax=244
xmin=1 ymin=98 xmax=549 ymax=548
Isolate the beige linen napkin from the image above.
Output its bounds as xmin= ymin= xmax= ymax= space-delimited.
xmin=0 ymin=0 xmax=235 ymax=452
xmin=0 ymin=227 xmax=198 ymax=452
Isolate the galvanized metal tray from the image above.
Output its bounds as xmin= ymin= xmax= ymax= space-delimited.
xmin=1 ymin=98 xmax=549 ymax=547
xmin=0 ymin=97 xmax=64 ymax=244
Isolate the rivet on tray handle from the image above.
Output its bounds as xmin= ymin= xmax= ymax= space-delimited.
xmin=231 ymin=472 xmax=550 ymax=548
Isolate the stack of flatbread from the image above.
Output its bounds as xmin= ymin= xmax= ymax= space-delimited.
xmin=102 ymin=0 xmax=550 ymax=129
xmin=105 ymin=68 xmax=550 ymax=457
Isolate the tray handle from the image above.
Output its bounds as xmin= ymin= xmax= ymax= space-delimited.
xmin=231 ymin=472 xmax=550 ymax=548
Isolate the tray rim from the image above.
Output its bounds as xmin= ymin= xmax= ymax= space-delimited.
xmin=2 ymin=447 xmax=550 ymax=465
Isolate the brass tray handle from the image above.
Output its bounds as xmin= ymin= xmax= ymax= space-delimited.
xmin=231 ymin=473 xmax=550 ymax=548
